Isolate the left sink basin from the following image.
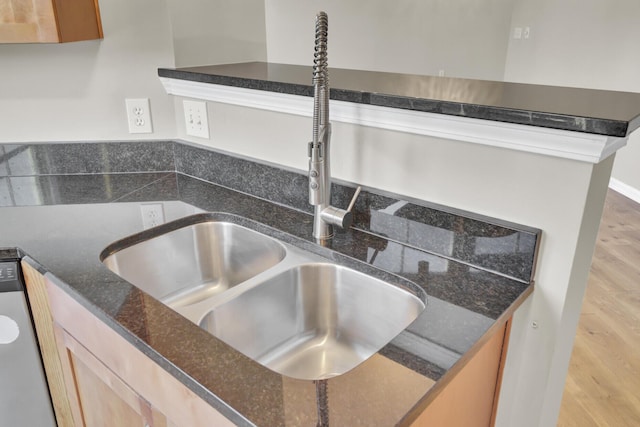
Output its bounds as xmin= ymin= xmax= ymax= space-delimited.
xmin=101 ymin=214 xmax=286 ymax=308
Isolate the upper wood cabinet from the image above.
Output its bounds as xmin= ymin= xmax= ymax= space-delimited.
xmin=0 ymin=0 xmax=102 ymax=43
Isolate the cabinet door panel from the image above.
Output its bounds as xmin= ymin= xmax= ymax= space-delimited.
xmin=23 ymin=260 xmax=228 ymax=427
xmin=46 ymin=279 xmax=235 ymax=427
xmin=72 ymin=356 xmax=145 ymax=427
xmin=62 ymin=326 xmax=164 ymax=427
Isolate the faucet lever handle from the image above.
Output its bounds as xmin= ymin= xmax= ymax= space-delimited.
xmin=346 ymin=186 xmax=362 ymax=212
xmin=319 ymin=186 xmax=362 ymax=230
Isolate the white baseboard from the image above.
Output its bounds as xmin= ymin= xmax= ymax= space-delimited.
xmin=609 ymin=177 xmax=640 ymax=203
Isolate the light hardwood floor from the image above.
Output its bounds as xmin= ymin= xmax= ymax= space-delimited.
xmin=557 ymin=190 xmax=640 ymax=426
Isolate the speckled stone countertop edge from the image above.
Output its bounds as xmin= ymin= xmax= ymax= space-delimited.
xmin=158 ymin=63 xmax=640 ymax=137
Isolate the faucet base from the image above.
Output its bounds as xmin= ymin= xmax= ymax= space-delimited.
xmin=312 ymin=205 xmax=334 ymax=240
xmin=311 ymin=186 xmax=362 ymax=240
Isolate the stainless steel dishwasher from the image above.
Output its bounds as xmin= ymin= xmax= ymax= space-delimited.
xmin=0 ymin=258 xmax=56 ymax=426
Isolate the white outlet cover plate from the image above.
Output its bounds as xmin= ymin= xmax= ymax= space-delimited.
xmin=140 ymin=203 xmax=165 ymax=229
xmin=125 ymin=98 xmax=153 ymax=133
xmin=183 ymin=99 xmax=209 ymax=139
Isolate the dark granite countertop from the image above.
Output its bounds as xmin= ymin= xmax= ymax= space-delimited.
xmin=0 ymin=141 xmax=537 ymax=426
xmin=158 ymin=62 xmax=640 ymax=137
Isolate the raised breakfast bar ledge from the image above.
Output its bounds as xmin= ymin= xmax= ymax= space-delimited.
xmin=159 ymin=62 xmax=640 ymax=163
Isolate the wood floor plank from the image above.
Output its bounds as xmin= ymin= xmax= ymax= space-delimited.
xmin=557 ymin=189 xmax=640 ymax=427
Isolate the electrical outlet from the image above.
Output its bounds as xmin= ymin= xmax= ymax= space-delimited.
xmin=183 ymin=100 xmax=209 ymax=138
xmin=140 ymin=203 xmax=164 ymax=229
xmin=126 ymin=98 xmax=153 ymax=133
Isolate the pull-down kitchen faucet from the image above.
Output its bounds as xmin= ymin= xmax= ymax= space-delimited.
xmin=308 ymin=11 xmax=361 ymax=240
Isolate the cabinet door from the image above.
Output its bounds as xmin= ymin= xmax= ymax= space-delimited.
xmin=0 ymin=0 xmax=102 ymax=43
xmin=56 ymin=325 xmax=168 ymax=427
xmin=22 ymin=258 xmax=235 ymax=427
xmin=410 ymin=321 xmax=510 ymax=427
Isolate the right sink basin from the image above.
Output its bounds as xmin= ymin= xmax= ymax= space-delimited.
xmin=199 ymin=263 xmax=426 ymax=380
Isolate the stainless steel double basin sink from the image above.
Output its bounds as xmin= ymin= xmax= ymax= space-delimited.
xmin=101 ymin=213 xmax=426 ymax=381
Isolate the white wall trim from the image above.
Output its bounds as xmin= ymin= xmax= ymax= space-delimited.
xmin=160 ymin=77 xmax=628 ymax=164
xmin=609 ymin=177 xmax=640 ymax=204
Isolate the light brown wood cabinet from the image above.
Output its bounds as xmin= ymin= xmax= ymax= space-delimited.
xmin=21 ymin=261 xmax=233 ymax=427
xmin=56 ymin=326 xmax=172 ymax=427
xmin=0 ymin=0 xmax=102 ymax=43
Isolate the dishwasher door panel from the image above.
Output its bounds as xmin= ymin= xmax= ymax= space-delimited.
xmin=0 ymin=291 xmax=56 ymax=426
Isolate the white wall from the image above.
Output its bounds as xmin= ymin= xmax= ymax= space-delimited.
xmin=0 ymin=0 xmax=177 ymax=142
xmin=504 ymin=0 xmax=640 ymax=197
xmin=501 ymin=10 xmax=640 ymax=419
xmin=264 ymin=0 xmax=515 ymax=80
xmin=165 ymin=0 xmax=266 ymax=68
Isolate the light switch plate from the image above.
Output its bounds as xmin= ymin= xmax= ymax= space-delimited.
xmin=183 ymin=100 xmax=209 ymax=138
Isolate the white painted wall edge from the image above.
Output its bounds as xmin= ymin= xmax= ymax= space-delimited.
xmin=609 ymin=177 xmax=640 ymax=204
xmin=160 ymin=77 xmax=627 ymax=165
